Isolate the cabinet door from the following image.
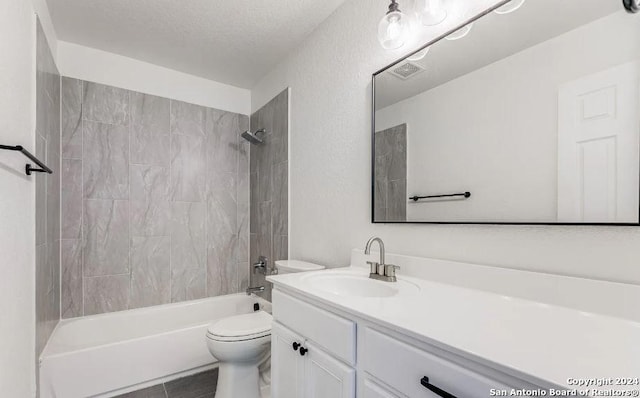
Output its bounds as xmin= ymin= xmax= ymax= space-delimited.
xmin=304 ymin=341 xmax=356 ymax=398
xmin=272 ymin=322 xmax=305 ymax=398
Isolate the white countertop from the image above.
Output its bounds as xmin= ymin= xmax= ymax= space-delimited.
xmin=267 ymin=266 xmax=640 ymax=390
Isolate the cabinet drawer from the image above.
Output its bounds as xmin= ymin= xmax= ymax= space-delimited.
xmin=362 ymin=327 xmax=513 ymax=398
xmin=272 ymin=289 xmax=356 ymax=365
xmin=363 ymin=377 xmax=405 ymax=398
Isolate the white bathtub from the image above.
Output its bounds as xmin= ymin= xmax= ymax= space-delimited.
xmin=40 ymin=294 xmax=270 ymax=398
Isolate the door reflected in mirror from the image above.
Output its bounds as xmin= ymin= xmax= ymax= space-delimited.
xmin=372 ymin=0 xmax=640 ymax=224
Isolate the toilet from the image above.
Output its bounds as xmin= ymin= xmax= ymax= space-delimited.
xmin=206 ymin=260 xmax=325 ymax=398
xmin=274 ymin=260 xmax=326 ymax=275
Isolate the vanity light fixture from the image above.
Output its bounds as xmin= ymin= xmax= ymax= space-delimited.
xmin=415 ymin=0 xmax=447 ymax=26
xmin=445 ymin=23 xmax=473 ymax=40
xmin=378 ymin=0 xmax=411 ymax=50
xmin=494 ymin=0 xmax=526 ymax=15
xmin=407 ymin=46 xmax=430 ymax=61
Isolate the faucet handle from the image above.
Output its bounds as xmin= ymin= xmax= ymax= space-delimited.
xmin=253 ymin=256 xmax=269 ymax=274
xmin=366 ymin=261 xmax=379 ymax=274
xmin=384 ymin=264 xmax=400 ymax=277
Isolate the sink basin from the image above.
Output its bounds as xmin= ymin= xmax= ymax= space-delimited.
xmin=302 ymin=271 xmax=419 ymax=298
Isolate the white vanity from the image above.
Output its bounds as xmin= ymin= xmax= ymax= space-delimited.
xmin=267 ymin=250 xmax=640 ymax=398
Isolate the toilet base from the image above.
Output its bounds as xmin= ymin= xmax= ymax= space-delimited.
xmin=215 ymin=362 xmax=261 ymax=398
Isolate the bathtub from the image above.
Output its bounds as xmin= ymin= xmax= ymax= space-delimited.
xmin=40 ymin=294 xmax=271 ymax=398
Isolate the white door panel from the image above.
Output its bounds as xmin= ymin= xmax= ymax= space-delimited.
xmin=304 ymin=341 xmax=355 ymax=398
xmin=558 ymin=61 xmax=640 ymax=222
xmin=271 ymin=322 xmax=305 ymax=398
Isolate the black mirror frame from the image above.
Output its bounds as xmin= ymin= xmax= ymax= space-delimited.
xmin=371 ymin=0 xmax=640 ymax=226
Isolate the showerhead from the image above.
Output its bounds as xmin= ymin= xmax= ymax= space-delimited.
xmin=241 ymin=128 xmax=266 ymax=145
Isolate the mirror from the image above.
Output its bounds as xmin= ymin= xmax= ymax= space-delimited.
xmin=373 ymin=0 xmax=640 ymax=224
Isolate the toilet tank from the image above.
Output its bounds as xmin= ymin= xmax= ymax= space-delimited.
xmin=275 ymin=260 xmax=325 ymax=275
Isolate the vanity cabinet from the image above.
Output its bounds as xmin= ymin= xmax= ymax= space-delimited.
xmin=271 ymin=288 xmax=539 ymax=398
xmin=271 ymin=322 xmax=356 ymax=398
xmin=271 ymin=289 xmax=357 ymax=398
xmin=271 ymin=289 xmax=356 ymax=365
xmin=361 ymin=327 xmax=516 ymax=397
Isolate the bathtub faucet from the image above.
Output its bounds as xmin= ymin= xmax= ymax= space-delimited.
xmin=253 ymin=256 xmax=268 ymax=274
xmin=253 ymin=255 xmax=277 ymax=275
xmin=246 ymin=286 xmax=265 ymax=296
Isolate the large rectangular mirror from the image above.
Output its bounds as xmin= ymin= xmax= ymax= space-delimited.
xmin=372 ymin=0 xmax=640 ymax=224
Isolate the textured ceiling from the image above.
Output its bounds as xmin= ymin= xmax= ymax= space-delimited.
xmin=375 ymin=0 xmax=621 ymax=109
xmin=46 ymin=0 xmax=349 ymax=88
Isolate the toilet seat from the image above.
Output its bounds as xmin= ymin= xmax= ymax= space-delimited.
xmin=206 ymin=311 xmax=272 ymax=342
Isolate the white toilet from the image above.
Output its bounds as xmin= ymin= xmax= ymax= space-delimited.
xmin=206 ymin=260 xmax=325 ymax=398
xmin=274 ymin=260 xmax=326 ymax=275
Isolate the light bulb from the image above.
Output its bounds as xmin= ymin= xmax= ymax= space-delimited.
xmin=623 ymin=0 xmax=640 ymax=13
xmin=415 ymin=0 xmax=447 ymax=26
xmin=494 ymin=0 xmax=526 ymax=14
xmin=378 ymin=1 xmax=410 ymax=50
xmin=407 ymin=46 xmax=430 ymax=61
xmin=445 ymin=23 xmax=472 ymax=41
xmin=387 ymin=15 xmax=402 ymax=39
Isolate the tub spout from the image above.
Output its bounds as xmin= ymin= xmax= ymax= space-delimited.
xmin=246 ymin=286 xmax=265 ymax=296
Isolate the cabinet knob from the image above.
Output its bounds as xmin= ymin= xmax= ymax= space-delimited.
xmin=292 ymin=342 xmax=300 ymax=351
xmin=299 ymin=346 xmax=308 ymax=356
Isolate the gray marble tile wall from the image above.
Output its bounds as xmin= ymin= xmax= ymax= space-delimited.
xmin=35 ymin=18 xmax=61 ymax=358
xmin=374 ymin=124 xmax=407 ymax=222
xmin=249 ymin=89 xmax=289 ymax=301
xmin=60 ymin=78 xmax=249 ymax=317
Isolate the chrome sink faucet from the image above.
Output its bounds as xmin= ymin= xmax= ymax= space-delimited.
xmin=364 ymin=237 xmax=400 ymax=282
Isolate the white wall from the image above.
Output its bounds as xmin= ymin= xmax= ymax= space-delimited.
xmin=30 ymin=0 xmax=57 ymax=61
xmin=375 ymin=11 xmax=638 ymax=222
xmin=0 ymin=0 xmax=37 ymax=396
xmin=251 ymin=0 xmax=640 ymax=285
xmin=57 ymin=41 xmax=251 ymax=115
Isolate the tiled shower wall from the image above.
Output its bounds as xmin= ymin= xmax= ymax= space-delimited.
xmin=374 ymin=123 xmax=407 ymax=222
xmin=60 ymin=78 xmax=250 ymax=317
xmin=249 ymin=89 xmax=289 ymax=301
xmin=35 ymin=19 xmax=61 ymax=356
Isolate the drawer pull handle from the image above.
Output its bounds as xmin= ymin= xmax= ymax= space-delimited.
xmin=292 ymin=342 xmax=300 ymax=351
xmin=299 ymin=346 xmax=308 ymax=356
xmin=420 ymin=377 xmax=457 ymax=398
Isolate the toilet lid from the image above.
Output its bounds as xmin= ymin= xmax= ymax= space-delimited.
xmin=207 ymin=311 xmax=272 ymax=341
xmin=275 ymin=260 xmax=325 ymax=273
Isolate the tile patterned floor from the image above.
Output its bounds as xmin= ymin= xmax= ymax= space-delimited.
xmin=114 ymin=369 xmax=217 ymax=398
